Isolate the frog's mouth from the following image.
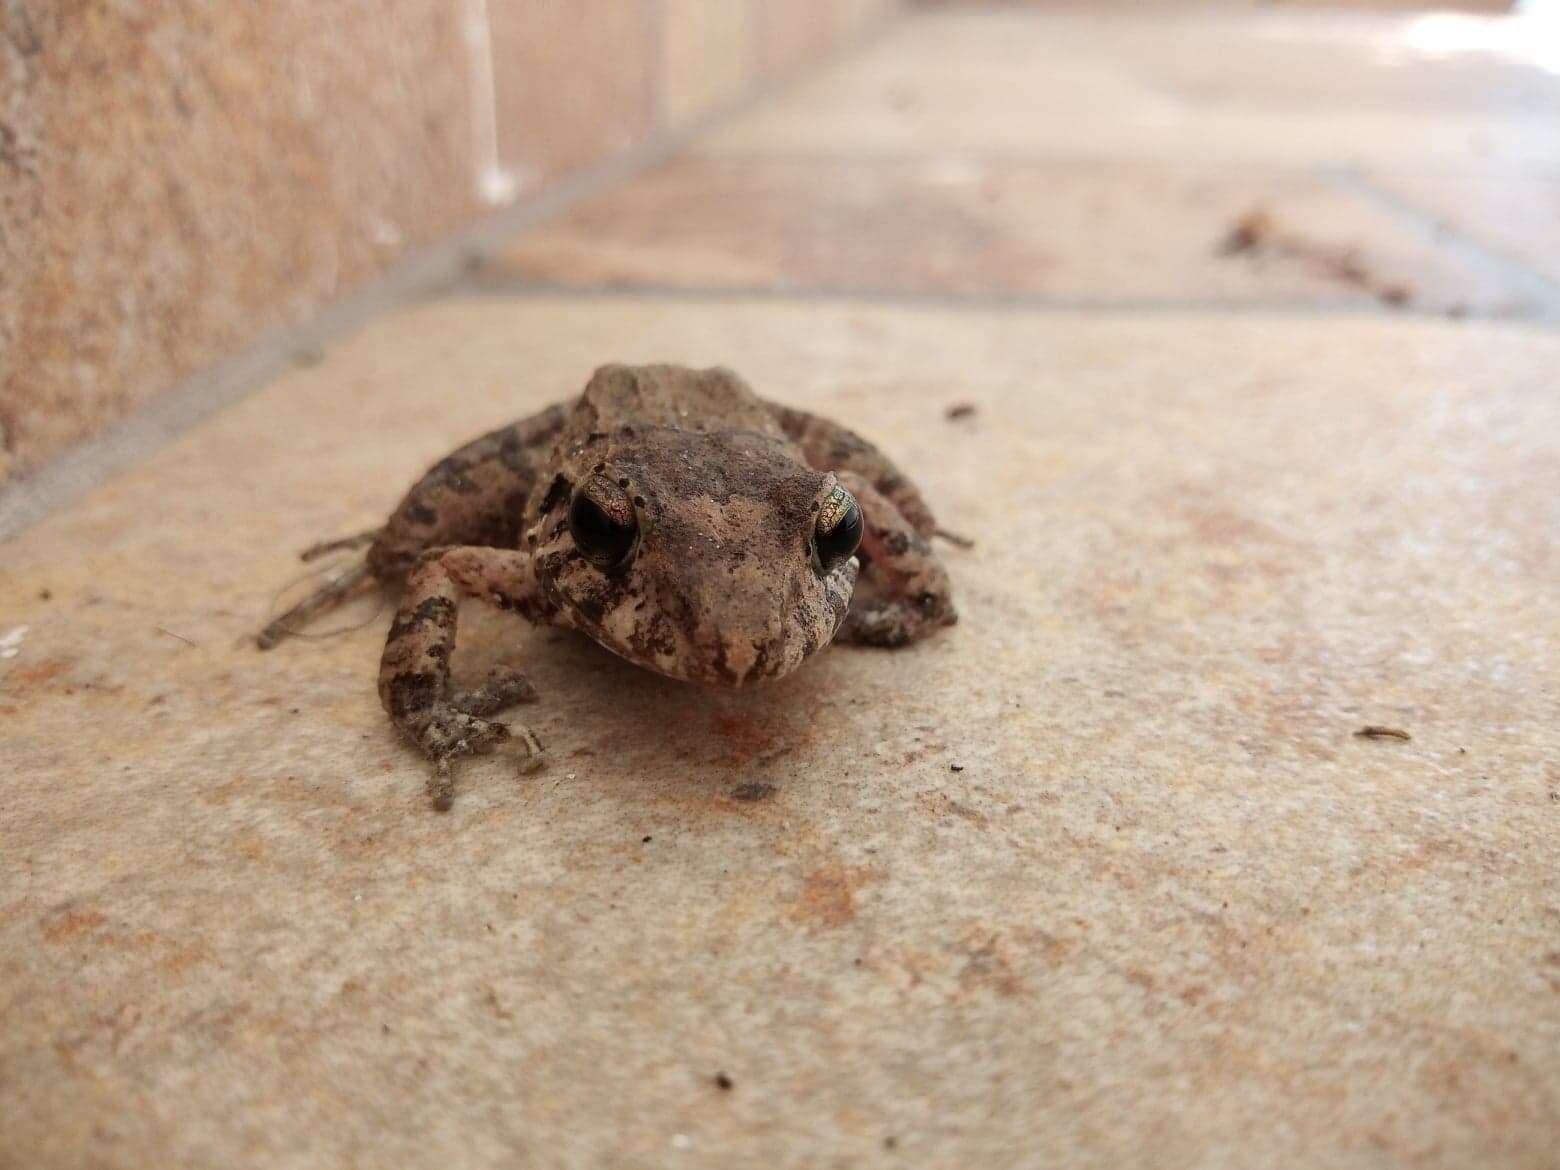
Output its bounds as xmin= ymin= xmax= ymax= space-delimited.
xmin=578 ymin=554 xmax=858 ymax=688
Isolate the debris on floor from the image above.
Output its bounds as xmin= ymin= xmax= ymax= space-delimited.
xmin=1219 ymin=207 xmax=1415 ymax=310
xmin=153 ymin=625 xmax=198 ymax=648
xmin=1218 ymin=209 xmax=1275 ymax=257
xmin=731 ymin=782 xmax=776 ymax=802
xmin=1355 ymin=725 xmax=1412 ymax=741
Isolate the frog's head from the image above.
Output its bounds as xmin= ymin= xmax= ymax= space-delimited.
xmin=530 ymin=428 xmax=860 ymax=685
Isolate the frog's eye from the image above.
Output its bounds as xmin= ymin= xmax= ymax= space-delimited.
xmin=569 ymin=477 xmax=638 ymax=569
xmin=812 ymin=485 xmax=863 ymax=572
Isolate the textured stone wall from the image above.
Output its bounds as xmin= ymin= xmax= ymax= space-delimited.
xmin=0 ymin=0 xmax=899 ymax=483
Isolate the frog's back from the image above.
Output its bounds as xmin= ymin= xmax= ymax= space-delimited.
xmin=569 ymin=364 xmax=783 ymax=438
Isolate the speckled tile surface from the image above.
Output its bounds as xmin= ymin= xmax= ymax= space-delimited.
xmin=2 ymin=296 xmax=1558 ymax=1168
xmin=7 ymin=3 xmax=1560 ymax=1166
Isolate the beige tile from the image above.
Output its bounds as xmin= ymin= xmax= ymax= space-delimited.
xmin=2 ymin=294 xmax=1558 ymax=1167
xmin=756 ymin=0 xmax=835 ymax=80
xmin=488 ymin=0 xmax=657 ymax=190
xmin=659 ymin=0 xmax=758 ymax=126
xmin=1366 ymin=171 xmax=1560 ymax=283
xmin=0 ymin=1 xmax=478 ymax=482
xmin=733 ymin=0 xmax=899 ymax=95
xmin=832 ymin=0 xmax=904 ymax=37
xmin=489 ymin=156 xmax=1527 ymax=313
xmin=703 ymin=8 xmax=1560 ymax=169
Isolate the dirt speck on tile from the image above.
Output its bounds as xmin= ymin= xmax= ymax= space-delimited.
xmin=731 ymin=781 xmax=776 ymax=802
xmin=1218 ymin=206 xmax=1416 ymax=309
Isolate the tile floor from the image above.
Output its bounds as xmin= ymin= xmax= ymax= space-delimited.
xmin=3 ymin=7 xmax=1558 ymax=1168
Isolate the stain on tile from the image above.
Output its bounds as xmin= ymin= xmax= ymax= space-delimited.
xmin=788 ymin=865 xmax=881 ymax=930
xmin=39 ymin=907 xmax=109 ymax=944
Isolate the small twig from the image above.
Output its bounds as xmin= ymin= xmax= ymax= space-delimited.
xmin=154 ymin=625 xmax=198 ymax=648
xmin=1355 ymin=725 xmax=1411 ymax=741
xmin=1218 ymin=207 xmax=1413 ymax=309
xmin=299 ymin=529 xmax=379 ymax=563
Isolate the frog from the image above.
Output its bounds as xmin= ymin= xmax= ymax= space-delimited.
xmin=259 ymin=364 xmax=962 ymax=809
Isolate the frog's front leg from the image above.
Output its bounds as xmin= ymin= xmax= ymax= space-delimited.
xmin=257 ymin=402 xmax=567 ymax=650
xmin=378 ymin=545 xmax=551 ymax=810
xmin=835 ymin=472 xmax=957 ymax=648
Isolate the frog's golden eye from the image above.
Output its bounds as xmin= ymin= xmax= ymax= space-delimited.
xmin=569 ymin=477 xmax=638 ymax=569
xmin=813 ymin=485 xmax=863 ymax=572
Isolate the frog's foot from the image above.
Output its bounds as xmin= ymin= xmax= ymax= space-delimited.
xmin=840 ymin=592 xmax=958 ymax=648
xmin=419 ymin=704 xmax=545 ymax=811
xmin=379 ymin=546 xmax=549 ymax=810
xmin=832 ymin=471 xmax=958 ymax=649
xmin=450 ymin=666 xmax=538 ymax=717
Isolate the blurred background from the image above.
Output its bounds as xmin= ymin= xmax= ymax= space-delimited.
xmin=2 ymin=0 xmax=1557 ymax=502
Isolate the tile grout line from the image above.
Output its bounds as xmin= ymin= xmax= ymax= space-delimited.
xmin=0 ymin=7 xmax=906 ymax=545
xmin=451 ymin=278 xmax=1560 ymax=327
xmin=1323 ymin=167 xmax=1560 ymax=322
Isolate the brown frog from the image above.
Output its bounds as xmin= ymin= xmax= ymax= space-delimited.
xmin=260 ymin=364 xmax=961 ymax=809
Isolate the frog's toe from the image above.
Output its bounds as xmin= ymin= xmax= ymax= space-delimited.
xmin=418 ymin=708 xmax=511 ymax=762
xmin=839 ymin=598 xmax=957 ymax=647
xmin=417 ymin=710 xmax=544 ymax=810
xmin=416 ymin=710 xmax=507 ymax=810
xmin=508 ymin=724 xmax=546 ymax=775
xmin=427 ymin=758 xmax=459 ymax=812
xmin=450 ymin=667 xmax=538 ymax=717
xmin=839 ymin=604 xmax=913 ymax=647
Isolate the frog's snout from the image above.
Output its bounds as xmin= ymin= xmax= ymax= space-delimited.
xmin=688 ymin=559 xmax=856 ymax=688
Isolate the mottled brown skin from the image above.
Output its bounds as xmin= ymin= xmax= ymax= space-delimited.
xmin=261 ymin=364 xmax=958 ymax=809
